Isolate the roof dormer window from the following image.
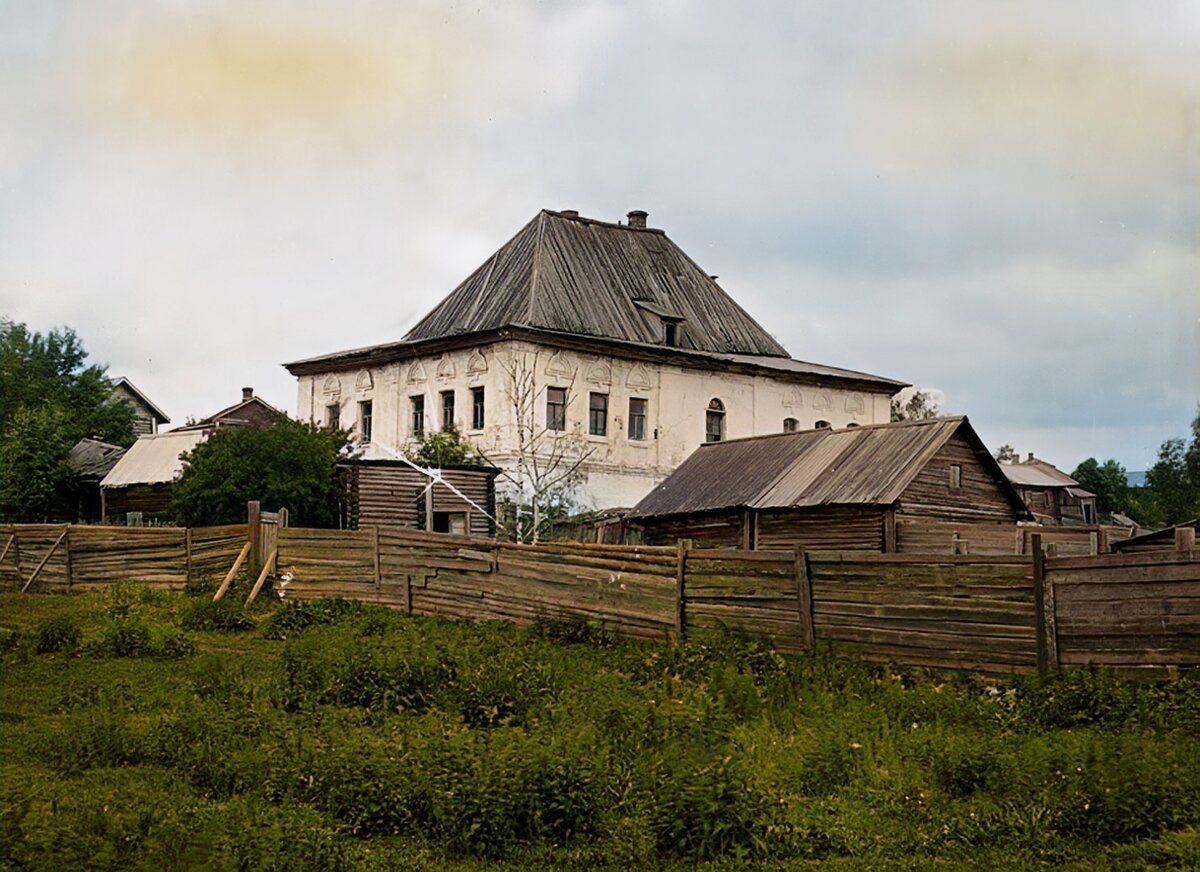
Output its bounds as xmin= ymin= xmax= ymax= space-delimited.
xmin=664 ymin=320 xmax=678 ymax=347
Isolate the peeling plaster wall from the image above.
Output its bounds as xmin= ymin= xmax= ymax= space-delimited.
xmin=295 ymin=339 xmax=893 ymax=509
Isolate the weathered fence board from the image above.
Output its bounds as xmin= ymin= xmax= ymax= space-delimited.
xmin=4 ymin=519 xmax=1197 ymax=676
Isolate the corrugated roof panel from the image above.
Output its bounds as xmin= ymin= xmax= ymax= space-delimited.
xmin=100 ymin=431 xmax=206 ymax=487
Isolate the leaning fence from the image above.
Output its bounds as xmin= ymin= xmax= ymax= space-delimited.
xmin=3 ymin=519 xmax=1196 ymax=675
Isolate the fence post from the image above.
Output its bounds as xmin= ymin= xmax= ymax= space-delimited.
xmin=372 ymin=525 xmax=382 ymax=594
xmin=796 ymin=549 xmax=816 ymax=654
xmin=1031 ymin=533 xmax=1058 ymax=674
xmin=675 ymin=539 xmax=690 ymax=642
xmin=184 ymin=527 xmax=193 ymax=587
xmin=1097 ymin=527 xmax=1109 ymax=554
xmin=64 ymin=526 xmax=73 ymax=588
xmin=1176 ymin=527 xmax=1196 ymax=553
xmin=247 ymin=500 xmax=262 ymax=576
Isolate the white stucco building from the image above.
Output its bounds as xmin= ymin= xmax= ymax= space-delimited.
xmin=284 ymin=209 xmax=907 ymax=510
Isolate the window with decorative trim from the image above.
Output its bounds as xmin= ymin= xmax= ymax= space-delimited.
xmin=706 ymin=398 xmax=726 ymax=443
xmin=546 ymin=387 xmax=567 ymax=432
xmin=588 ymin=392 xmax=608 ymax=436
xmin=628 ymin=397 xmax=647 ymax=440
xmin=358 ymin=400 xmax=373 ymax=442
xmin=783 ymin=417 xmax=799 ymax=432
xmin=410 ymin=395 xmax=425 ymax=437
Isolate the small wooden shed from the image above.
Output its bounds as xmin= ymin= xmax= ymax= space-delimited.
xmin=627 ymin=417 xmax=1031 ymax=552
xmin=339 ymin=458 xmax=499 ymax=537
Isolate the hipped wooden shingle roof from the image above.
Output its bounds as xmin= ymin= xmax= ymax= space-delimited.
xmin=628 ymin=417 xmax=1028 ymax=519
xmin=402 ymin=210 xmax=790 ymax=356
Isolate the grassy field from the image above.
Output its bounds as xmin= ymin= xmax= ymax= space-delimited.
xmin=1 ymin=586 xmax=1198 ymax=870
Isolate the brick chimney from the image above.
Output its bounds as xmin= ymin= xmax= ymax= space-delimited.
xmin=627 ymin=210 xmax=648 ymax=229
xmin=1026 ymin=452 xmax=1035 ymax=462
xmin=242 ymin=387 xmax=254 ymax=401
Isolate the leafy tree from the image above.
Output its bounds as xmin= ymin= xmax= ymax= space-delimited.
xmin=995 ymin=444 xmax=1016 ymax=463
xmin=1143 ymin=437 xmax=1199 ymax=527
xmin=170 ymin=418 xmax=350 ymax=527
xmin=0 ymin=320 xmax=135 ymax=521
xmin=406 ymin=425 xmax=481 ymax=468
xmin=1070 ymin=458 xmax=1130 ymax=516
xmin=891 ymin=389 xmax=941 ymax=422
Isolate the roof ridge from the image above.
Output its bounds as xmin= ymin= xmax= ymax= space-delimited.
xmin=699 ymin=415 xmax=964 ymax=448
xmin=525 ymin=210 xmax=548 ymax=324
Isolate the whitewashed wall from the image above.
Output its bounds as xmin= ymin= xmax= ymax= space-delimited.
xmin=295 ymin=339 xmax=893 ymax=509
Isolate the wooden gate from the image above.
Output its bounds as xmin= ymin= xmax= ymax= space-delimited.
xmin=247 ymin=501 xmax=288 ymax=576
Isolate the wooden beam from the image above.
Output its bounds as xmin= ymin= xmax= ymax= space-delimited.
xmin=212 ymin=541 xmax=252 ymax=602
xmin=21 ymin=527 xmax=68 ymax=593
xmin=883 ymin=510 xmax=897 ymax=553
xmin=796 ymin=549 xmax=815 ymax=653
xmin=372 ymin=525 xmax=381 ymax=593
xmin=1031 ymin=534 xmax=1058 ymax=674
xmin=247 ymin=500 xmax=262 ymax=576
xmin=245 ymin=547 xmax=278 ymax=606
xmin=675 ymin=538 xmax=690 ymax=641
xmin=1176 ymin=526 xmax=1196 ymax=552
xmin=0 ymin=534 xmax=14 ymax=570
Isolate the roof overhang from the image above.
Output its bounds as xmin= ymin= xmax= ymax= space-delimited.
xmin=284 ymin=325 xmax=908 ymax=394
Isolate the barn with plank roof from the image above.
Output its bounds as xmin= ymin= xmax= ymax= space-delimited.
xmin=627 ymin=416 xmax=1031 ymax=552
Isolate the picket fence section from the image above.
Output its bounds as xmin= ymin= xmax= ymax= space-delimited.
xmin=4 ymin=520 xmax=1197 ymax=675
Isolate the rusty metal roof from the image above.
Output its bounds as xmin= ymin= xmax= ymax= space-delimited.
xmin=629 ymin=416 xmax=1025 ymax=518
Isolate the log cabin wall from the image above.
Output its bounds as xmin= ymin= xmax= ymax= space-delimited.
xmin=344 ymin=463 xmax=496 ymax=537
xmin=102 ymin=483 xmax=174 ymax=518
xmin=896 ymin=431 xmax=1022 ymax=523
xmin=639 ymin=509 xmax=744 ymax=548
xmin=755 ymin=506 xmax=886 ymax=552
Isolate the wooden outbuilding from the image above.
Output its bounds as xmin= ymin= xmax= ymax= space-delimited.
xmin=998 ymin=453 xmax=1099 ymax=526
xmin=111 ymin=377 xmax=170 ymax=436
xmin=627 ymin=417 xmax=1031 ymax=552
xmin=1110 ymin=519 xmax=1198 ymax=554
xmin=340 ymin=458 xmax=499 ymax=537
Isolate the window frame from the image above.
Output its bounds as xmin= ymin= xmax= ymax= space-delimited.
xmin=628 ymin=397 xmax=648 ymax=441
xmin=546 ymin=386 xmax=568 ymax=432
xmin=471 ymin=386 xmax=485 ymax=431
xmin=358 ymin=400 xmax=373 ymax=443
xmin=410 ymin=395 xmax=425 ymax=438
xmin=440 ymin=389 xmax=455 ymax=433
xmin=325 ymin=403 xmax=340 ymax=429
xmin=588 ymin=391 xmax=609 ymax=437
xmin=949 ymin=464 xmax=962 ymax=491
xmin=705 ymin=398 xmax=726 ymax=443
xmin=814 ymin=419 xmax=832 ymax=430
xmin=782 ymin=417 xmax=799 ymax=433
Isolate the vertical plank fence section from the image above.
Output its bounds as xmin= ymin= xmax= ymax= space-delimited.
xmin=1047 ymin=549 xmax=1200 ymax=670
xmin=796 ymin=551 xmax=815 ymax=653
xmin=805 ymin=551 xmax=1038 ymax=672
xmin=682 ymin=548 xmax=807 ymax=651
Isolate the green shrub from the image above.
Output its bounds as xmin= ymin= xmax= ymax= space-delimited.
xmin=261 ymin=597 xmax=364 ymax=640
xmin=180 ymin=598 xmax=255 ymax=633
xmin=531 ymin=616 xmax=616 ymax=648
xmin=98 ymin=618 xmax=154 ymax=657
xmin=35 ymin=615 xmax=81 ymax=654
xmin=649 ymin=757 xmax=780 ymax=861
xmin=0 ymin=625 xmax=19 ymax=655
xmin=794 ymin=741 xmax=863 ymax=797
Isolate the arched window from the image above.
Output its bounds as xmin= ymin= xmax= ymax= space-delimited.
xmin=783 ymin=417 xmax=799 ymax=432
xmin=814 ymin=419 xmax=832 ymax=430
xmin=845 ymin=422 xmax=860 ymax=428
xmin=705 ymin=399 xmax=726 ymax=443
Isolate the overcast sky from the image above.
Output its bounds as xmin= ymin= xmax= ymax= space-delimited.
xmin=2 ymin=1 xmax=1197 ymax=472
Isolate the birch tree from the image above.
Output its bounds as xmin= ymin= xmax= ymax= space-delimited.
xmin=483 ymin=347 xmax=594 ymax=543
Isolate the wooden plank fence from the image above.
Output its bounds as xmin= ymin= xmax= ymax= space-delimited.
xmin=0 ymin=522 xmax=250 ymax=593
xmin=5 ymin=518 xmax=1197 ymax=675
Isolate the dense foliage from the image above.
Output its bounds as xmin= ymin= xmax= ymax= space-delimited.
xmin=170 ymin=418 xmax=349 ymax=527
xmin=3 ymin=588 xmax=1199 ymax=869
xmin=890 ymin=388 xmax=941 ymax=422
xmin=1074 ymin=408 xmax=1200 ymax=527
xmin=405 ymin=425 xmax=483 ymax=468
xmin=0 ymin=320 xmax=135 ymax=521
